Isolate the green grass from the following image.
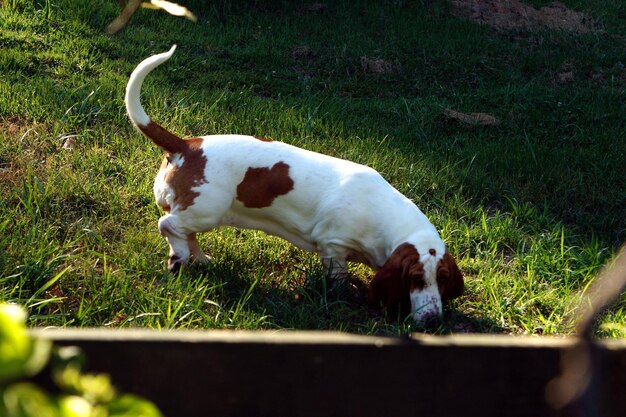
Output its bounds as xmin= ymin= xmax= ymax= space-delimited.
xmin=1 ymin=0 xmax=625 ymax=336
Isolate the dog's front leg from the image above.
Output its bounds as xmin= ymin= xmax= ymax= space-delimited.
xmin=187 ymin=233 xmax=211 ymax=264
xmin=321 ymin=256 xmax=349 ymax=281
xmin=317 ymin=242 xmax=350 ymax=280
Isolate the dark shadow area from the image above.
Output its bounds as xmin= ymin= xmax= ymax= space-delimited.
xmin=178 ymin=253 xmax=507 ymax=334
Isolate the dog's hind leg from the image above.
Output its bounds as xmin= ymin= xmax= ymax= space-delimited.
xmin=158 ymin=214 xmax=193 ymax=273
xmin=158 ymin=213 xmax=218 ymax=272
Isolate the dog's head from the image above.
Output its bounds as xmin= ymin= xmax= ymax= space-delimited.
xmin=368 ymin=243 xmax=463 ymax=327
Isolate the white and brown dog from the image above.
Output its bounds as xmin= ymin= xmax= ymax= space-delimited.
xmin=125 ymin=45 xmax=463 ymax=326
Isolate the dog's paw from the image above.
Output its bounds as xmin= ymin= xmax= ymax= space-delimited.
xmin=195 ymin=254 xmax=212 ymax=264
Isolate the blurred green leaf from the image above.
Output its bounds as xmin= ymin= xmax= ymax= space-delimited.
xmin=1 ymin=303 xmax=164 ymax=416
xmin=54 ymin=365 xmax=116 ymax=405
xmin=22 ymin=338 xmax=53 ymax=379
xmin=0 ymin=383 xmax=59 ymax=417
xmin=57 ymin=395 xmax=98 ymax=417
xmin=108 ymin=394 xmax=164 ymax=417
xmin=53 ymin=346 xmax=87 ymax=373
xmin=0 ymin=304 xmax=51 ymax=382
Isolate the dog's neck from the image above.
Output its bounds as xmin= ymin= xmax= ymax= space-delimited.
xmin=389 ymin=229 xmax=445 ymax=264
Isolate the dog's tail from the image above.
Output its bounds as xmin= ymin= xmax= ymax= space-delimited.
xmin=125 ymin=45 xmax=188 ymax=154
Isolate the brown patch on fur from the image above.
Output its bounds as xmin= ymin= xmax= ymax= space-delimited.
xmin=437 ymin=250 xmax=464 ymax=302
xmin=254 ymin=136 xmax=272 ymax=142
xmin=140 ymin=120 xmax=208 ymax=212
xmin=236 ymin=161 xmax=294 ymax=208
xmin=140 ymin=121 xmax=188 ymax=154
xmin=368 ymin=243 xmax=422 ymax=317
xmin=163 ymin=138 xmax=208 ymax=211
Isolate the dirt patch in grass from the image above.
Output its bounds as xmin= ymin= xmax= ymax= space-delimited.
xmin=303 ymin=3 xmax=328 ymax=14
xmin=450 ymin=0 xmax=601 ymax=33
xmin=443 ymin=108 xmax=499 ymax=126
xmin=1 ymin=116 xmax=32 ymax=137
xmin=360 ymin=56 xmax=401 ymax=75
xmin=291 ymin=46 xmax=317 ymax=61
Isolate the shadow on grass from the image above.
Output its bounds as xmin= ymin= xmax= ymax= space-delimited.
xmin=180 ymin=256 xmax=507 ymax=334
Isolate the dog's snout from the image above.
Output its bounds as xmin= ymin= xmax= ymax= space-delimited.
xmin=168 ymin=255 xmax=182 ymax=274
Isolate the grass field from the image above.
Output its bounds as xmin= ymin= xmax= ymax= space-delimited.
xmin=1 ymin=0 xmax=625 ymax=336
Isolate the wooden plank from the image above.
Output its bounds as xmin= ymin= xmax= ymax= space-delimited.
xmin=31 ymin=330 xmax=626 ymax=417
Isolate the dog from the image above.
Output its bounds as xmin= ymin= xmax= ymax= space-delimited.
xmin=125 ymin=45 xmax=464 ymax=326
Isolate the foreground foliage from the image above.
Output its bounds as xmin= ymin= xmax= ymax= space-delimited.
xmin=0 ymin=303 xmax=163 ymax=417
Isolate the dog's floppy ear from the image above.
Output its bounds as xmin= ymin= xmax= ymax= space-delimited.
xmin=368 ymin=243 xmax=419 ymax=309
xmin=369 ymin=265 xmax=406 ymax=310
xmin=437 ymin=250 xmax=464 ymax=302
xmin=368 ymin=272 xmax=387 ymax=309
xmin=368 ymin=269 xmax=408 ymax=320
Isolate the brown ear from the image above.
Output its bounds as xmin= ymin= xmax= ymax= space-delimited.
xmin=368 ymin=273 xmax=387 ymax=309
xmin=368 ymin=268 xmax=405 ymax=309
xmin=394 ymin=244 xmax=421 ymax=277
xmin=368 ymin=243 xmax=419 ymax=310
xmin=437 ymin=250 xmax=464 ymax=302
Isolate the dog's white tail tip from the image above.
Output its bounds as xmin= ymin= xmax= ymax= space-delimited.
xmin=150 ymin=44 xmax=177 ymax=61
xmin=165 ymin=44 xmax=177 ymax=57
xmin=126 ymin=44 xmax=178 ymax=129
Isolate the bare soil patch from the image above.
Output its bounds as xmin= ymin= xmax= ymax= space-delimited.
xmin=449 ymin=0 xmax=601 ymax=33
xmin=291 ymin=46 xmax=317 ymax=61
xmin=360 ymin=56 xmax=401 ymax=75
xmin=443 ymin=108 xmax=499 ymax=126
xmin=1 ymin=117 xmax=29 ymax=137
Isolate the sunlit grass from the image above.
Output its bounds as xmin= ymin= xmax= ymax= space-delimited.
xmin=1 ymin=0 xmax=624 ymax=336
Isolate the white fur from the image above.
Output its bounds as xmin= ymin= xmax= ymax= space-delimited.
xmin=126 ymin=45 xmax=177 ymax=128
xmin=153 ymin=134 xmax=443 ymax=269
xmin=127 ymin=46 xmax=449 ymax=324
xmin=409 ymin=251 xmax=444 ymax=323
